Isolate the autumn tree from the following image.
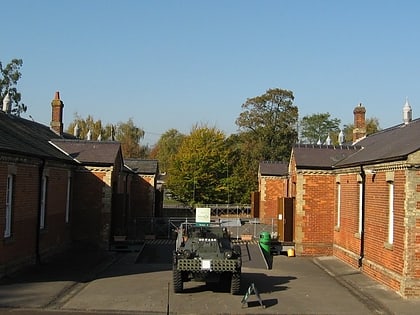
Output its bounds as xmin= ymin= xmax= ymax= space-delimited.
xmin=0 ymin=59 xmax=27 ymax=115
xmin=167 ymin=125 xmax=229 ymax=205
xmin=235 ymin=88 xmax=298 ymax=162
xmin=299 ymin=113 xmax=341 ymax=144
xmin=150 ymin=129 xmax=185 ymax=173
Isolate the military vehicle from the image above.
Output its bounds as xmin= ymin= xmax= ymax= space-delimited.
xmin=172 ymin=222 xmax=242 ymax=295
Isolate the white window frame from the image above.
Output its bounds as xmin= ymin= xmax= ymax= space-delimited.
xmin=4 ymin=174 xmax=13 ymax=238
xmin=388 ymin=181 xmax=394 ymax=245
xmin=40 ymin=175 xmax=47 ymax=229
xmin=336 ymin=182 xmax=341 ymax=228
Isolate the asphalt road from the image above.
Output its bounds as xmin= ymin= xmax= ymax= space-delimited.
xmin=1 ymin=240 xmax=418 ymax=315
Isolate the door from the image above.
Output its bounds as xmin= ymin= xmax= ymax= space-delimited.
xmin=277 ymin=197 xmax=294 ymax=242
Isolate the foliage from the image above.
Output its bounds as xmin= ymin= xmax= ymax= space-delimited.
xmin=149 ymin=129 xmax=185 ymax=173
xmin=299 ymin=113 xmax=341 ymax=144
xmin=115 ymin=118 xmax=145 ymax=158
xmin=167 ymin=125 xmax=229 ymax=206
xmin=235 ymin=88 xmax=298 ymax=161
xmin=224 ymin=133 xmax=259 ymax=204
xmin=0 ymin=59 xmax=27 ymax=115
xmin=67 ymin=113 xmax=111 ymax=140
xmin=66 ymin=115 xmax=146 ymax=158
xmin=343 ymin=117 xmax=381 ymax=143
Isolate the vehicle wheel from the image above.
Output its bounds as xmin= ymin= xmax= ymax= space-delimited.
xmin=230 ymin=272 xmax=241 ymax=295
xmin=173 ymin=269 xmax=183 ymax=293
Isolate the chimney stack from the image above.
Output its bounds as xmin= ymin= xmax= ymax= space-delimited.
xmin=51 ymin=91 xmax=64 ymax=135
xmin=353 ymin=103 xmax=366 ymax=143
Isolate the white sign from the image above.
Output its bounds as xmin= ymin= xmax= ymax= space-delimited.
xmin=196 ymin=207 xmax=211 ymax=223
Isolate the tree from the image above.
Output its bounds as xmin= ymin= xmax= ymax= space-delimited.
xmin=235 ymin=88 xmax=298 ymax=162
xmin=149 ymin=129 xmax=185 ymax=173
xmin=66 ymin=113 xmax=112 ymax=140
xmin=0 ymin=59 xmax=27 ymax=115
xmin=343 ymin=117 xmax=381 ymax=143
xmin=167 ymin=125 xmax=229 ymax=205
xmin=115 ymin=118 xmax=145 ymax=158
xmin=224 ymin=133 xmax=259 ymax=204
xmin=299 ymin=113 xmax=341 ymax=144
xmin=66 ymin=115 xmax=146 ymax=158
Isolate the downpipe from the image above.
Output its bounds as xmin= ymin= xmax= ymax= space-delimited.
xmin=358 ymin=166 xmax=366 ymax=268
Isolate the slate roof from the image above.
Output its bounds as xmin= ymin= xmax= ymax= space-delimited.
xmin=124 ymin=159 xmax=159 ymax=174
xmin=335 ymin=118 xmax=420 ymax=167
xmin=293 ymin=144 xmax=361 ymax=170
xmin=259 ymin=161 xmax=288 ymax=176
xmin=0 ymin=111 xmax=74 ymax=161
xmin=51 ymin=139 xmax=121 ymax=165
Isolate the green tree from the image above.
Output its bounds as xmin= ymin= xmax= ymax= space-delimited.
xmin=343 ymin=117 xmax=381 ymax=143
xmin=167 ymin=125 xmax=229 ymax=205
xmin=235 ymin=88 xmax=298 ymax=161
xmin=115 ymin=118 xmax=145 ymax=158
xmin=224 ymin=133 xmax=259 ymax=204
xmin=299 ymin=113 xmax=341 ymax=144
xmin=150 ymin=129 xmax=185 ymax=173
xmin=66 ymin=113 xmax=111 ymax=140
xmin=0 ymin=59 xmax=27 ymax=115
xmin=66 ymin=115 xmax=146 ymax=158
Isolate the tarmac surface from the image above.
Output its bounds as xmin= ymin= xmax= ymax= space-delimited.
xmin=0 ymin=240 xmax=419 ymax=315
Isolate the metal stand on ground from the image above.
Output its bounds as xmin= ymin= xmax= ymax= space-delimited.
xmin=241 ymin=283 xmax=265 ymax=308
xmin=167 ymin=282 xmax=170 ymax=315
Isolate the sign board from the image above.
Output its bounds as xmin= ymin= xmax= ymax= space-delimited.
xmin=241 ymin=283 xmax=265 ymax=308
xmin=195 ymin=207 xmax=211 ymax=225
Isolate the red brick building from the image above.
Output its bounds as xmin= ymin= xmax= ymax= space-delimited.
xmin=258 ymin=102 xmax=420 ymax=298
xmin=1 ymin=92 xmax=160 ymax=277
xmin=0 ymin=94 xmax=75 ymax=275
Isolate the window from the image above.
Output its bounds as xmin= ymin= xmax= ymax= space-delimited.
xmin=388 ymin=181 xmax=394 ymax=245
xmin=40 ymin=176 xmax=48 ymax=229
xmin=336 ymin=182 xmax=341 ymax=228
xmin=4 ymin=174 xmax=14 ymax=238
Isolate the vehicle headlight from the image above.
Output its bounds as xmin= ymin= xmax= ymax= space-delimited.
xmin=224 ymin=250 xmax=233 ymax=259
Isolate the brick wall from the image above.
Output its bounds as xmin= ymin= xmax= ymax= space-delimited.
xmin=71 ymin=170 xmax=107 ymax=245
xmin=334 ymin=166 xmax=420 ymax=298
xmin=295 ymin=172 xmax=335 ymax=256
xmin=0 ymin=159 xmax=72 ymax=276
xmin=259 ymin=176 xmax=287 ymax=220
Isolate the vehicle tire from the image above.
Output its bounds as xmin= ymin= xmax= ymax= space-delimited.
xmin=230 ymin=272 xmax=241 ymax=295
xmin=173 ymin=269 xmax=183 ymax=293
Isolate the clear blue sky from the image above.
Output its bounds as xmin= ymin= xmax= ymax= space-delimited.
xmin=3 ymin=0 xmax=420 ymax=145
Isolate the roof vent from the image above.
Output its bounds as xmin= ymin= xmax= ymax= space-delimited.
xmin=403 ymin=97 xmax=412 ymax=125
xmin=338 ymin=130 xmax=344 ymax=145
xmin=2 ymin=92 xmax=11 ymax=113
xmin=74 ymin=123 xmax=80 ymax=138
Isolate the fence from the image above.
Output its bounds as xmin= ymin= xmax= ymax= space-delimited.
xmin=128 ymin=216 xmax=278 ymax=241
